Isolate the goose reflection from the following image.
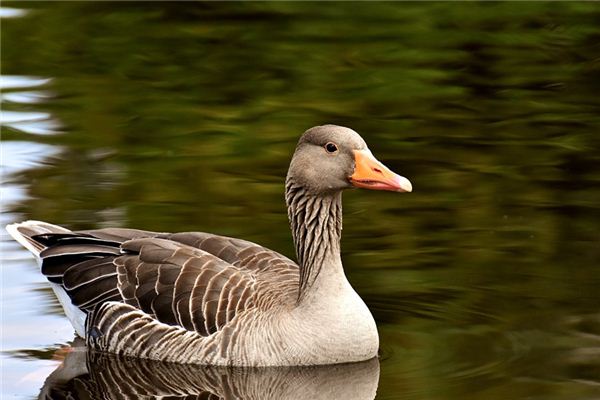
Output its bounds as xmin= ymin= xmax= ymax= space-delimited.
xmin=40 ymin=340 xmax=380 ymax=400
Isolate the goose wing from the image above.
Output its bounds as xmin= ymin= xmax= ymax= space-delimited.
xmin=113 ymin=237 xmax=263 ymax=336
xmin=14 ymin=224 xmax=299 ymax=338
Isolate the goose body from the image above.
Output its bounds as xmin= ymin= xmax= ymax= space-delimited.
xmin=7 ymin=125 xmax=412 ymax=366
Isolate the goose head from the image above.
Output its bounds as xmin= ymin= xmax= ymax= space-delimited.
xmin=286 ymin=125 xmax=412 ymax=195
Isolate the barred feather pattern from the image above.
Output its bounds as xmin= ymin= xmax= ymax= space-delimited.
xmin=9 ymin=223 xmax=307 ymax=364
xmin=285 ymin=179 xmax=342 ymax=300
xmin=83 ymin=235 xmax=303 ymax=365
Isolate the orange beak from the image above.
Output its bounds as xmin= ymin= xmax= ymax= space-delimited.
xmin=349 ymin=150 xmax=412 ymax=193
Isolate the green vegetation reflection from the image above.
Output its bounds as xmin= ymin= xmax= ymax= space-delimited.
xmin=2 ymin=2 xmax=600 ymax=399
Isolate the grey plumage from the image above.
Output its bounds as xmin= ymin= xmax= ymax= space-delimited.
xmin=8 ymin=125 xmax=412 ymax=366
xmin=285 ymin=180 xmax=342 ymax=299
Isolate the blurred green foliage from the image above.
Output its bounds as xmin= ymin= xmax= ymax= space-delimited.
xmin=2 ymin=2 xmax=600 ymax=399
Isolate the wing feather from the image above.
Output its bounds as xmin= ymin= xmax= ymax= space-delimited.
xmin=19 ymin=225 xmax=298 ymax=342
xmin=62 ymin=259 xmax=117 ymax=290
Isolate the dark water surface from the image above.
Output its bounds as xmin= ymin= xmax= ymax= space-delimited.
xmin=2 ymin=2 xmax=600 ymax=399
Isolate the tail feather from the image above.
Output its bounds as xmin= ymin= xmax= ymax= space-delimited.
xmin=6 ymin=220 xmax=162 ymax=339
xmin=5 ymin=220 xmax=100 ymax=337
xmin=6 ymin=220 xmax=72 ymax=256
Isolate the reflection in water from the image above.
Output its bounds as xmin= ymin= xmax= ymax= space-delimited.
xmin=3 ymin=2 xmax=600 ymax=399
xmin=1 ymin=111 xmax=61 ymax=135
xmin=1 ymin=75 xmax=51 ymax=89
xmin=2 ymin=90 xmax=54 ymax=104
xmin=0 ymin=7 xmax=28 ymax=19
xmin=1 ymin=72 xmax=68 ymax=398
xmin=0 ymin=76 xmax=61 ymax=135
xmin=40 ymin=340 xmax=379 ymax=400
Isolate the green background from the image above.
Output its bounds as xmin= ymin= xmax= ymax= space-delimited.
xmin=2 ymin=2 xmax=599 ymax=399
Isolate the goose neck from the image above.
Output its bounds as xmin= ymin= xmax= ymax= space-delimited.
xmin=285 ymin=179 xmax=343 ymax=300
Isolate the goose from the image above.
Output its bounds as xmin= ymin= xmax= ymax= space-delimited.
xmin=7 ymin=124 xmax=412 ymax=366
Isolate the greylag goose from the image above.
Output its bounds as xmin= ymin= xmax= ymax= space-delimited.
xmin=7 ymin=125 xmax=412 ymax=366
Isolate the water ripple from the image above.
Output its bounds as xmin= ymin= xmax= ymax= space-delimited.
xmin=0 ymin=75 xmax=50 ymax=90
xmin=1 ymin=76 xmax=61 ymax=135
xmin=0 ymin=7 xmax=28 ymax=19
xmin=2 ymin=91 xmax=54 ymax=104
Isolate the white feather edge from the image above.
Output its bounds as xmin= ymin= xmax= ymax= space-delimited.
xmin=5 ymin=220 xmax=48 ymax=256
xmin=5 ymin=220 xmax=87 ymax=337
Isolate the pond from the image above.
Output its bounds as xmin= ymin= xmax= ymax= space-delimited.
xmin=1 ymin=2 xmax=599 ymax=399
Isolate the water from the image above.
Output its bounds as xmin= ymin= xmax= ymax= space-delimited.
xmin=2 ymin=2 xmax=599 ymax=399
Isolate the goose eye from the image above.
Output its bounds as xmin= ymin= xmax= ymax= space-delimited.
xmin=325 ymin=142 xmax=338 ymax=153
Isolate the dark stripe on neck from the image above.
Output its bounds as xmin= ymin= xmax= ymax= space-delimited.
xmin=285 ymin=179 xmax=342 ymax=300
